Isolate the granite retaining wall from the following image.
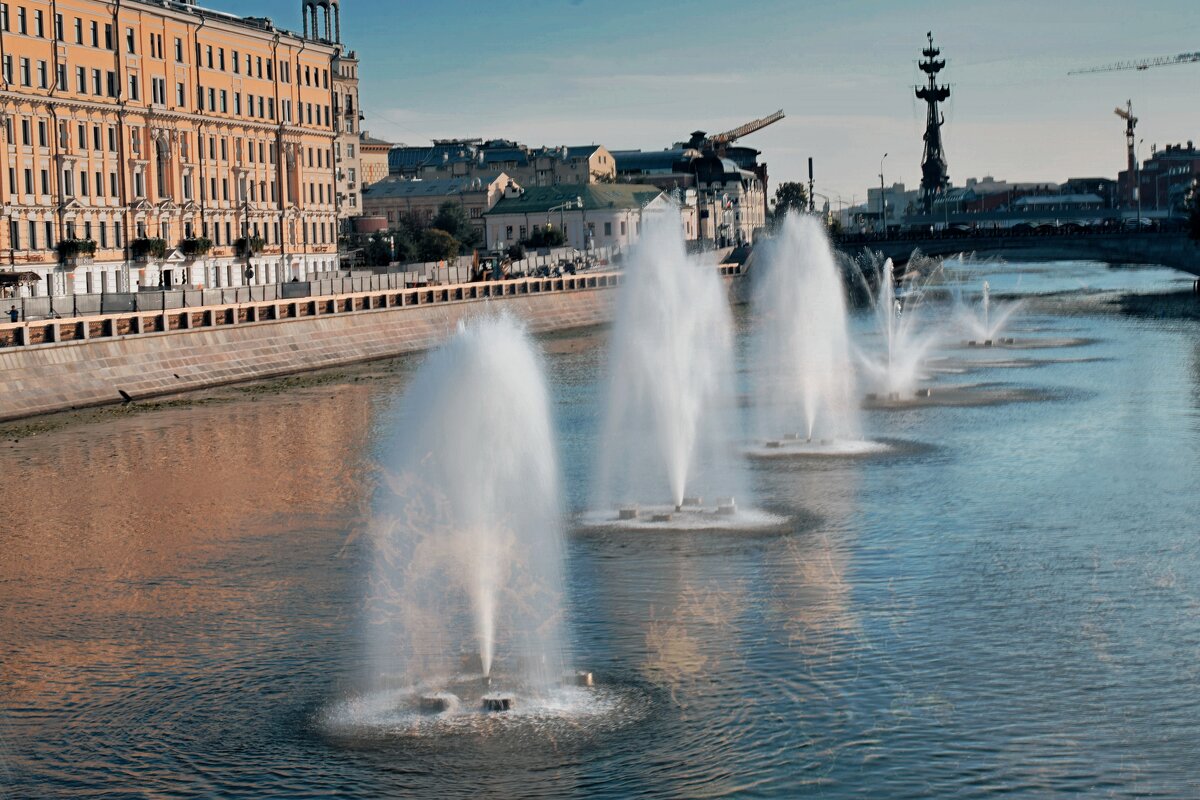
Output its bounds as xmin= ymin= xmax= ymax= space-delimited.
xmin=0 ymin=279 xmax=616 ymax=422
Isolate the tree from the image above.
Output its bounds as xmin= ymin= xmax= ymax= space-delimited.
xmin=363 ymin=232 xmax=394 ymax=267
xmin=419 ymin=228 xmax=460 ymax=262
xmin=523 ymin=225 xmax=566 ymax=248
xmin=432 ymin=200 xmax=482 ymax=250
xmin=1188 ymin=185 xmax=1200 ymax=242
xmin=770 ymin=181 xmax=809 ymax=228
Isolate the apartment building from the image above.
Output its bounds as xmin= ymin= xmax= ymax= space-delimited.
xmin=0 ymin=0 xmax=358 ymax=295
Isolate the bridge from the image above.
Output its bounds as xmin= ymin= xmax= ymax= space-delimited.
xmin=833 ymin=228 xmax=1200 ymax=277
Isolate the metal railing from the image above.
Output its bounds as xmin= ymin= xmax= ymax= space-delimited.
xmin=6 ymin=245 xmax=624 ymax=322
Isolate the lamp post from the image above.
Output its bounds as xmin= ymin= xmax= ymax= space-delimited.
xmin=548 ymin=196 xmax=583 ymax=247
xmin=879 ymin=153 xmax=888 ymax=233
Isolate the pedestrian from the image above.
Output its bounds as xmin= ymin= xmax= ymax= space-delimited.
xmin=8 ymin=305 xmax=18 ymax=323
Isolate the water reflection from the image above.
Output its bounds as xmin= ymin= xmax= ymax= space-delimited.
xmin=0 ymin=386 xmax=376 ymax=792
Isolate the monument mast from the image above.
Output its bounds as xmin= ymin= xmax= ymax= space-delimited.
xmin=916 ymin=32 xmax=951 ymax=214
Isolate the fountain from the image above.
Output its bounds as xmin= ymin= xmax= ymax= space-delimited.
xmin=749 ymin=213 xmax=885 ymax=457
xmin=590 ymin=210 xmax=767 ymax=529
xmin=362 ymin=314 xmax=583 ymax=717
xmin=954 ymin=280 xmax=1022 ymax=346
xmin=856 ymin=258 xmax=940 ymax=404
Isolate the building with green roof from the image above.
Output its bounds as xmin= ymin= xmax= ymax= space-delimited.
xmin=484 ymin=184 xmax=695 ymax=250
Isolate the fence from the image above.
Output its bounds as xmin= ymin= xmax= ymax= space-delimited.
xmin=9 ymin=245 xmax=625 ymax=322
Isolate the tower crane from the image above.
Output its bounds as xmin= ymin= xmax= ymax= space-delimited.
xmin=1068 ymin=51 xmax=1200 ymax=75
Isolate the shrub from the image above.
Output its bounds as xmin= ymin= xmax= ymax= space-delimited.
xmin=130 ymin=237 xmax=168 ymax=259
xmin=179 ymin=237 xmax=213 ymax=257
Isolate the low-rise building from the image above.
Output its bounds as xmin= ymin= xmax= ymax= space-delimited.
xmin=360 ymin=174 xmax=516 ymax=232
xmin=483 ymin=184 xmax=691 ymax=251
xmin=388 ymin=139 xmax=616 ymax=186
xmin=613 ymin=148 xmax=766 ymax=244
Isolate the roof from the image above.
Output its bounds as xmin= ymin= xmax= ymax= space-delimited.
xmin=564 ymin=145 xmax=602 ymax=159
xmin=359 ymin=134 xmax=392 ymax=149
xmin=362 ymin=176 xmax=505 ymax=199
xmin=612 ymin=149 xmax=697 ymax=174
xmin=485 ymin=184 xmax=664 ymax=215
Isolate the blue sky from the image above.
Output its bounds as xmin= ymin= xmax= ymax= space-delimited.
xmin=207 ymin=0 xmax=1200 ymax=206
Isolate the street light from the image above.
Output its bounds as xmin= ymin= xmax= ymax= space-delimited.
xmin=879 ymin=153 xmax=889 ymax=233
xmin=548 ymin=196 xmax=583 ymax=246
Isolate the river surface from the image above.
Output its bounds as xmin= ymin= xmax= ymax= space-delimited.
xmin=1 ymin=259 xmax=1199 ymax=798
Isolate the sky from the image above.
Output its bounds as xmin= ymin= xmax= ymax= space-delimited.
xmin=208 ymin=0 xmax=1200 ymax=207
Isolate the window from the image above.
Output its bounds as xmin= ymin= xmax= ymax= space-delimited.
xmin=37 ymin=60 xmax=47 ymax=89
xmin=54 ymin=14 xmax=62 ymax=41
xmin=174 ymin=37 xmax=183 ymax=62
xmin=23 ymin=168 xmax=32 ymax=193
xmin=37 ymin=120 xmax=46 ymax=147
xmin=34 ymin=9 xmax=42 ymax=37
xmin=127 ymin=73 xmax=138 ymax=101
xmin=218 ymin=48 xmax=225 ymax=71
xmin=206 ymin=45 xmax=213 ymax=69
xmin=176 ymin=82 xmax=185 ymax=107
xmin=104 ymin=23 xmax=112 ymax=50
xmin=39 ymin=169 xmax=49 ymax=193
xmin=45 ymin=221 xmax=53 ymax=249
xmin=18 ymin=57 xmax=29 ymax=86
xmin=20 ymin=118 xmax=29 ymax=145
xmin=92 ymin=68 xmax=101 ymax=95
xmin=16 ymin=5 xmax=24 ymax=34
xmin=56 ymin=64 xmax=66 ymax=91
xmin=8 ymin=221 xmax=17 ymax=251
xmin=125 ymin=27 xmax=135 ymax=54
xmin=28 ymin=221 xmax=36 ymax=250
xmin=151 ymin=76 xmax=165 ymax=105
xmin=107 ymin=71 xmax=116 ymax=97
xmin=92 ymin=125 xmax=100 ymax=151
xmin=74 ymin=17 xmax=81 ymax=44
xmin=90 ymin=20 xmax=97 ymax=48
xmin=80 ymin=171 xmax=89 ymax=197
xmin=232 ymin=50 xmax=239 ymax=74
xmin=75 ymin=66 xmax=85 ymax=93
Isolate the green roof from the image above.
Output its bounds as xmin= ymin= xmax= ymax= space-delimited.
xmin=485 ymin=184 xmax=663 ymax=215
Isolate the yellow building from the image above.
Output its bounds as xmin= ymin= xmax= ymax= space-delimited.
xmin=357 ymin=130 xmax=390 ymax=189
xmin=0 ymin=0 xmax=358 ymax=295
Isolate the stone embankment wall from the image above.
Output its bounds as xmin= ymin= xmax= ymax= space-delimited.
xmin=0 ymin=274 xmax=620 ymax=422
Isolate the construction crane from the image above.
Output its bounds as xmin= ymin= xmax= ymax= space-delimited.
xmin=686 ymin=109 xmax=785 ymax=154
xmin=1069 ymin=51 xmax=1200 ymax=75
xmin=710 ymin=109 xmax=786 ymax=146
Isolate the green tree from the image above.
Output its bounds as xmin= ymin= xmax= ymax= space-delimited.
xmin=419 ymin=228 xmax=460 ymax=262
xmin=432 ymin=201 xmax=482 ymax=250
xmin=770 ymin=181 xmax=809 ymax=227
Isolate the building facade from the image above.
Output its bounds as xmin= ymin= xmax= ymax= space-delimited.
xmin=389 ymin=138 xmax=617 ymax=187
xmin=0 ymin=0 xmax=352 ymax=296
xmin=357 ymin=131 xmax=390 ymax=188
xmin=484 ymin=183 xmax=692 ymax=252
xmin=331 ymin=35 xmax=361 ymax=230
xmin=361 ymin=173 xmax=516 ymax=232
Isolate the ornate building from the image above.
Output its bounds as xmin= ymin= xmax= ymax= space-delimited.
xmin=0 ymin=0 xmax=356 ymax=295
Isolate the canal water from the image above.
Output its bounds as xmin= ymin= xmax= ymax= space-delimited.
xmin=1 ymin=260 xmax=1198 ymax=798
